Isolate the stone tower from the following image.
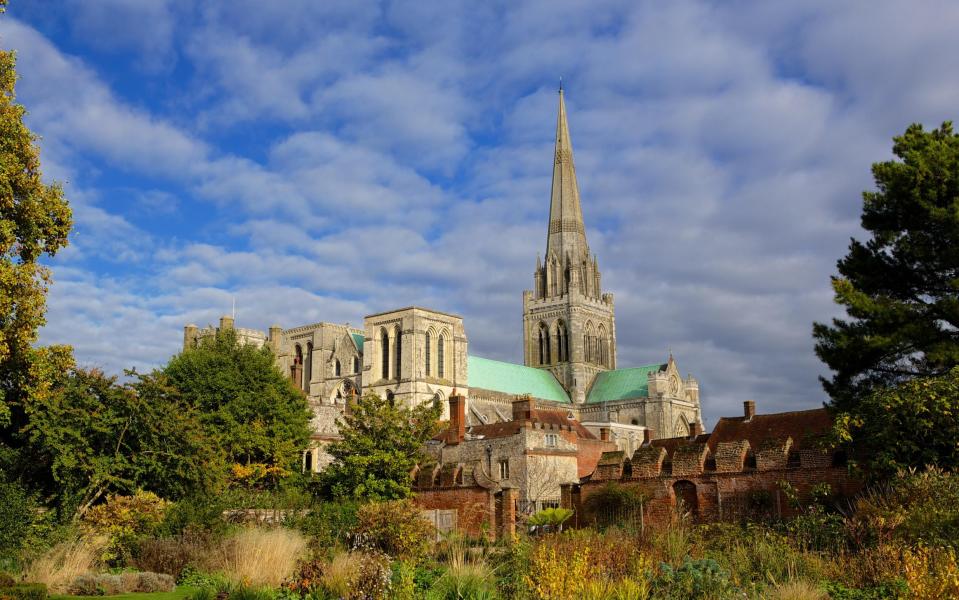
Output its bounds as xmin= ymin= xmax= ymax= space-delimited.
xmin=523 ymin=86 xmax=616 ymax=404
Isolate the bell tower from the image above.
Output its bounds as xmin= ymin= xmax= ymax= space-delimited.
xmin=523 ymin=86 xmax=616 ymax=403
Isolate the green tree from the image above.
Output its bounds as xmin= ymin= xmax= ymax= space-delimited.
xmin=834 ymin=367 xmax=959 ymax=476
xmin=0 ymin=0 xmax=73 ymax=427
xmin=163 ymin=327 xmax=311 ymax=479
xmin=321 ymin=393 xmax=440 ymax=501
xmin=814 ymin=122 xmax=959 ymax=410
xmin=11 ymin=367 xmax=221 ymax=517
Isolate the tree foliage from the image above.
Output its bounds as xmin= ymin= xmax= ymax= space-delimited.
xmin=814 ymin=123 xmax=959 ymax=410
xmin=321 ymin=393 xmax=440 ymax=501
xmin=0 ymin=6 xmax=73 ymax=427
xmin=6 ymin=367 xmax=221 ymax=517
xmin=163 ymin=328 xmax=312 ymax=476
xmin=834 ymin=367 xmax=959 ymax=476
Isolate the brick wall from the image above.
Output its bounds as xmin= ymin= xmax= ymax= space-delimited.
xmin=413 ymin=486 xmax=498 ymax=539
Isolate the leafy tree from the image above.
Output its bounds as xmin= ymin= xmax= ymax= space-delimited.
xmin=10 ymin=367 xmax=221 ymax=517
xmin=0 ymin=0 xmax=73 ymax=427
xmin=163 ymin=327 xmax=311 ymax=478
xmin=834 ymin=367 xmax=959 ymax=476
xmin=814 ymin=123 xmax=959 ymax=410
xmin=321 ymin=393 xmax=440 ymax=501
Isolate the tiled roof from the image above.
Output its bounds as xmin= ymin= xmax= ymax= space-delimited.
xmin=351 ymin=333 xmax=364 ymax=353
xmin=467 ymin=355 xmax=570 ymax=403
xmin=707 ymin=408 xmax=832 ymax=452
xmin=466 ymin=406 xmax=596 ymax=440
xmin=586 ymin=364 xmax=666 ymax=403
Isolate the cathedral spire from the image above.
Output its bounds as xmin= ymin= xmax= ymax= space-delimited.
xmin=546 ymin=87 xmax=589 ymax=262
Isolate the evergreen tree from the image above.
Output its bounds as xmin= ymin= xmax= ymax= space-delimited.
xmin=814 ymin=122 xmax=959 ymax=410
xmin=321 ymin=393 xmax=440 ymax=502
xmin=163 ymin=328 xmax=312 ymax=479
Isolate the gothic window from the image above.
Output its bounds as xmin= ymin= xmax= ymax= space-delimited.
xmin=584 ymin=322 xmax=595 ymax=363
xmin=394 ymin=326 xmax=402 ymax=380
xmin=380 ymin=328 xmax=389 ymax=379
xmin=425 ymin=331 xmax=432 ymax=376
xmin=598 ymin=325 xmax=608 ymax=367
xmin=334 ymin=359 xmax=341 ymax=377
xmin=305 ymin=342 xmax=313 ymax=391
xmin=438 ymin=334 xmax=445 ymax=379
xmin=538 ymin=323 xmax=551 ymax=365
xmin=353 ymin=356 xmax=360 ymax=373
xmin=555 ymin=321 xmax=569 ymax=362
xmin=293 ymin=344 xmax=304 ymax=390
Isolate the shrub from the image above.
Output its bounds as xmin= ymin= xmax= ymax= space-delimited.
xmin=696 ymin=524 xmax=828 ymax=588
xmin=653 ymin=558 xmax=738 ymax=600
xmin=204 ymin=527 xmax=307 ymax=588
xmin=526 ymin=508 xmax=573 ymax=532
xmin=350 ymin=551 xmax=392 ymax=600
xmin=0 ymin=583 xmax=48 ymax=600
xmin=66 ymin=572 xmax=175 ymax=596
xmin=352 ymin=500 xmax=434 ymax=562
xmin=288 ymin=501 xmax=358 ymax=553
xmin=0 ymin=482 xmax=34 ymax=565
xmin=134 ymin=529 xmax=212 ymax=578
xmin=428 ymin=563 xmax=499 ymax=600
xmin=490 ymin=537 xmax=531 ymax=599
xmin=25 ymin=536 xmax=106 ymax=593
xmin=902 ymin=545 xmax=959 ymax=600
xmin=186 ymin=588 xmax=217 ymax=600
xmin=81 ymin=491 xmax=170 ymax=565
xmin=0 ymin=574 xmax=15 ymax=588
xmin=582 ymin=483 xmax=647 ymax=530
xmin=66 ymin=574 xmax=100 ymax=596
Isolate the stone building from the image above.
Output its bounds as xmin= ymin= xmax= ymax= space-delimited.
xmin=181 ymin=86 xmax=704 ymax=491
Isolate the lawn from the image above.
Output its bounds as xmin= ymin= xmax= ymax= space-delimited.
xmin=51 ymin=587 xmax=197 ymax=600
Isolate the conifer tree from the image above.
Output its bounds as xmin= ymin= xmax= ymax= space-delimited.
xmin=814 ymin=122 xmax=959 ymax=410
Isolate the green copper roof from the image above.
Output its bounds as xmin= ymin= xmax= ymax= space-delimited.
xmin=467 ymin=355 xmax=570 ymax=404
xmin=351 ymin=333 xmax=364 ymax=352
xmin=586 ymin=364 xmax=665 ymax=404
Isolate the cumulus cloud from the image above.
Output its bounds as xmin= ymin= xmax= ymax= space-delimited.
xmin=8 ymin=1 xmax=958 ymax=424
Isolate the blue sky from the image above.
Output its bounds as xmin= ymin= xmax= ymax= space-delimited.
xmin=4 ymin=1 xmax=959 ymax=424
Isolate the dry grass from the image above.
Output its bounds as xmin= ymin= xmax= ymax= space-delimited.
xmin=25 ymin=536 xmax=107 ymax=593
xmin=767 ymin=580 xmax=829 ymax=600
xmin=320 ymin=552 xmax=361 ymax=598
xmin=204 ymin=527 xmax=307 ymax=588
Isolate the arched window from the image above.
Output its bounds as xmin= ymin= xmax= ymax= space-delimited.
xmin=584 ymin=322 xmax=595 ymax=364
xmin=380 ymin=328 xmax=389 ymax=379
xmin=293 ymin=344 xmax=304 ymax=390
xmin=437 ymin=335 xmax=445 ymax=379
xmin=305 ymin=342 xmax=313 ymax=391
xmin=353 ymin=355 xmax=360 ymax=374
xmin=538 ymin=322 xmax=551 ymax=365
xmin=394 ymin=326 xmax=402 ymax=379
xmin=425 ymin=331 xmax=432 ymax=376
xmin=598 ymin=325 xmax=608 ymax=367
xmin=555 ymin=321 xmax=568 ymax=362
xmin=334 ymin=359 xmax=341 ymax=377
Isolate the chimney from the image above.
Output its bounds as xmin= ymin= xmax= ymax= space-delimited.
xmin=689 ymin=421 xmax=703 ymax=437
xmin=512 ymin=396 xmax=534 ymax=422
xmin=448 ymin=394 xmax=466 ymax=444
xmin=643 ymin=428 xmax=655 ymax=445
xmin=744 ymin=400 xmax=756 ymax=421
xmin=600 ymin=427 xmax=610 ymax=442
xmin=219 ymin=315 xmax=235 ymax=331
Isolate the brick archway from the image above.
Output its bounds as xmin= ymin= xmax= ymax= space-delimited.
xmin=673 ymin=480 xmax=698 ymax=517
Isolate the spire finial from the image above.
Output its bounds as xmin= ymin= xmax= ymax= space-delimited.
xmin=558 ymin=76 xmax=563 ymax=93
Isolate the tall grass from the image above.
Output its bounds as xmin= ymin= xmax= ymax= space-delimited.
xmin=205 ymin=527 xmax=307 ymax=588
xmin=25 ymin=536 xmax=107 ymax=593
xmin=766 ymin=580 xmax=829 ymax=600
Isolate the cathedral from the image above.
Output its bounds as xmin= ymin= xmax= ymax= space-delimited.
xmin=183 ymin=88 xmax=703 ymax=472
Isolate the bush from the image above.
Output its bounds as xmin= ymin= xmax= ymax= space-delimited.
xmin=428 ymin=563 xmax=499 ymax=600
xmin=0 ymin=583 xmax=48 ymax=600
xmin=288 ymin=501 xmax=358 ymax=553
xmin=582 ymin=483 xmax=647 ymax=530
xmin=133 ymin=529 xmax=212 ymax=578
xmin=81 ymin=491 xmax=170 ymax=565
xmin=0 ymin=482 xmax=34 ymax=565
xmin=0 ymin=574 xmax=15 ymax=588
xmin=352 ymin=500 xmax=434 ymax=562
xmin=653 ymin=558 xmax=738 ymax=600
xmin=67 ymin=572 xmax=175 ymax=596
xmin=204 ymin=527 xmax=307 ymax=588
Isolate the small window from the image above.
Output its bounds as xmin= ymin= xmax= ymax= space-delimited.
xmin=498 ymin=459 xmax=510 ymax=480
xmin=545 ymin=433 xmax=559 ymax=448
xmin=304 ymin=450 xmax=313 ymax=473
xmin=353 ymin=356 xmax=360 ymax=373
xmin=335 ymin=359 xmax=341 ymax=376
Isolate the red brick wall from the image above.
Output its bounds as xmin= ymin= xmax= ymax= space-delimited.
xmin=413 ymin=487 xmax=494 ymax=538
xmin=569 ymin=465 xmax=861 ymax=529
xmin=577 ymin=438 xmax=617 ymax=479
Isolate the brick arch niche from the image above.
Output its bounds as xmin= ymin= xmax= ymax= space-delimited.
xmin=673 ymin=480 xmax=698 ymax=517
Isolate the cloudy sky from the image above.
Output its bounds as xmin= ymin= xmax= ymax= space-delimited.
xmin=4 ymin=1 xmax=958 ymax=424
